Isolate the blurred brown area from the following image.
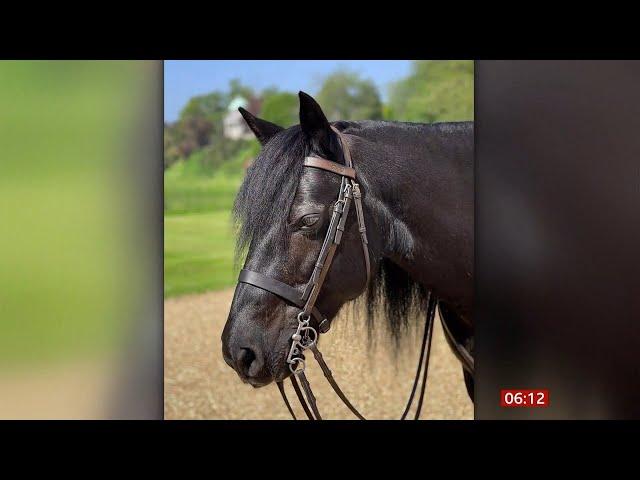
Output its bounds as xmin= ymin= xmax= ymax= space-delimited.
xmin=164 ymin=289 xmax=472 ymax=420
xmin=476 ymin=60 xmax=640 ymax=419
xmin=0 ymin=360 xmax=115 ymax=419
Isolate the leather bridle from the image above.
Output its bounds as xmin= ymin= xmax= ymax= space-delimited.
xmin=236 ymin=126 xmax=437 ymax=420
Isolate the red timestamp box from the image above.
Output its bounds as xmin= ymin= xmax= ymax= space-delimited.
xmin=500 ymin=389 xmax=550 ymax=408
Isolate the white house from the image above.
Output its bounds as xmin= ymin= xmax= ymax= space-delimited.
xmin=223 ymin=96 xmax=257 ymax=140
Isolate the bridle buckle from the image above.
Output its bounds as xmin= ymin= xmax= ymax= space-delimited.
xmin=318 ymin=318 xmax=331 ymax=334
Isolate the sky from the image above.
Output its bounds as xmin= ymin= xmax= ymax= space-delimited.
xmin=164 ymin=60 xmax=412 ymax=122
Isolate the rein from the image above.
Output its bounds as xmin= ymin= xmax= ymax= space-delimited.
xmin=237 ymin=126 xmax=437 ymax=420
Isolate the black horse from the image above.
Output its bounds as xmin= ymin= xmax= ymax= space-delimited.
xmin=222 ymin=92 xmax=474 ymax=403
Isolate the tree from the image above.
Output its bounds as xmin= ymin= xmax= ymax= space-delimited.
xmin=260 ymin=91 xmax=298 ymax=127
xmin=163 ymin=116 xmax=213 ymax=170
xmin=228 ymin=78 xmax=254 ymax=101
xmin=164 ymin=123 xmax=181 ymax=170
xmin=387 ymin=60 xmax=473 ymax=123
xmin=178 ymin=79 xmax=254 ymax=128
xmin=179 ymin=92 xmax=227 ymax=125
xmin=316 ymin=70 xmax=383 ymax=121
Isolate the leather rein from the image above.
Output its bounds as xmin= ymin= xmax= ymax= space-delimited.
xmin=237 ymin=126 xmax=437 ymax=420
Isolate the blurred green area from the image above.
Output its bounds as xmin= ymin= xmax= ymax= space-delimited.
xmin=0 ymin=61 xmax=152 ymax=367
xmin=164 ymin=141 xmax=257 ymax=215
xmin=164 ymin=212 xmax=237 ymax=297
xmin=388 ymin=60 xmax=474 ymax=122
xmin=163 ymin=145 xmax=251 ymax=297
xmin=164 ymin=60 xmax=474 ymax=298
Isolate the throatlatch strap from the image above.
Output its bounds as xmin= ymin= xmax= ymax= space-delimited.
xmin=327 ymin=126 xmax=371 ymax=287
xmin=330 ymin=125 xmax=353 ymax=167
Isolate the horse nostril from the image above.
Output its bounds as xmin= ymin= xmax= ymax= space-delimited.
xmin=236 ymin=347 xmax=260 ymax=379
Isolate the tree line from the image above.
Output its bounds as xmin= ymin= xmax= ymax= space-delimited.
xmin=164 ymin=60 xmax=473 ymax=171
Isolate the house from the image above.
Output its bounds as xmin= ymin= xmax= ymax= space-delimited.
xmin=223 ymin=96 xmax=262 ymax=140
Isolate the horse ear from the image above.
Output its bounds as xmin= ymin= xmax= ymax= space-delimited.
xmin=238 ymin=107 xmax=283 ymax=145
xmin=299 ymin=91 xmax=333 ymax=153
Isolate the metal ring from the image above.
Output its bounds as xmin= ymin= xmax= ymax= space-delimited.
xmin=289 ymin=357 xmax=305 ymax=374
xmin=297 ymin=312 xmax=310 ymax=324
xmin=299 ymin=326 xmax=318 ymax=348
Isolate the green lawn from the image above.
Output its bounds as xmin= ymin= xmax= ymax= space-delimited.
xmin=164 ymin=168 xmax=242 ymax=216
xmin=164 ymin=152 xmax=249 ymax=298
xmin=164 ymin=211 xmax=239 ymax=297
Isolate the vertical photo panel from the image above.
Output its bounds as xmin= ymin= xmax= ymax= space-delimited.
xmin=163 ymin=60 xmax=474 ymax=420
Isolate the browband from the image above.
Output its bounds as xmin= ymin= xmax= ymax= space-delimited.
xmin=303 ymin=156 xmax=356 ymax=179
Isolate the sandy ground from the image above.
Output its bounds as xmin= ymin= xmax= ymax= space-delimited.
xmin=0 ymin=360 xmax=115 ymax=419
xmin=164 ymin=289 xmax=473 ymax=420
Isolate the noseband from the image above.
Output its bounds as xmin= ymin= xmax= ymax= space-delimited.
xmin=237 ymin=126 xmax=436 ymax=420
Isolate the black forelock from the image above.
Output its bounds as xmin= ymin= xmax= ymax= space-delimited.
xmin=232 ymin=125 xmax=310 ymax=261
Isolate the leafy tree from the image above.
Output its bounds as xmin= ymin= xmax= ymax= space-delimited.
xmin=260 ymin=91 xmax=298 ymax=127
xmin=228 ymin=79 xmax=254 ymax=102
xmin=163 ymin=116 xmax=213 ymax=170
xmin=387 ymin=60 xmax=473 ymax=123
xmin=164 ymin=123 xmax=181 ymax=170
xmin=166 ymin=79 xmax=257 ymax=170
xmin=179 ymin=92 xmax=227 ymax=124
xmin=181 ymin=116 xmax=213 ymax=147
xmin=316 ymin=70 xmax=383 ymax=121
xmin=178 ymin=79 xmax=254 ymax=128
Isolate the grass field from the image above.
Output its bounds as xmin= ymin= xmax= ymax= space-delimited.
xmin=164 ymin=146 xmax=252 ymax=298
xmin=164 ymin=158 xmax=244 ymax=216
xmin=164 ymin=211 xmax=238 ymax=297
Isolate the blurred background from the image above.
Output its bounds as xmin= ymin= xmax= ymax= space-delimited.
xmin=0 ymin=61 xmax=163 ymax=419
xmin=164 ymin=60 xmax=475 ymax=419
xmin=475 ymin=61 xmax=640 ymax=419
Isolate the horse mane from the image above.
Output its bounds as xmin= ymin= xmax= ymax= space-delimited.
xmin=233 ymin=122 xmax=429 ymax=346
xmin=363 ymin=259 xmax=429 ymax=348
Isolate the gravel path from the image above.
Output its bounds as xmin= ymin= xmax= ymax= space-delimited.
xmin=165 ymin=289 xmax=473 ymax=420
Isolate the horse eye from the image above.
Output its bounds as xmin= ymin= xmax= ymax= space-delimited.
xmin=299 ymin=214 xmax=320 ymax=229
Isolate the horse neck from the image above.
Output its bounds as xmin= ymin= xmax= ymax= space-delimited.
xmin=347 ymin=120 xmax=474 ymax=312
